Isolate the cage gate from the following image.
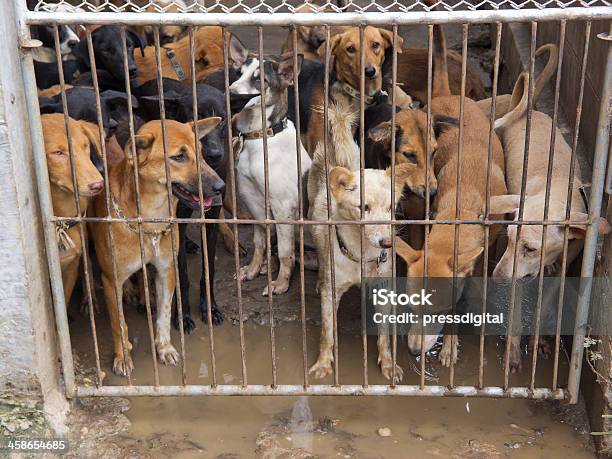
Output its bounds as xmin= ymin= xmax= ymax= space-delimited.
xmin=14 ymin=0 xmax=612 ymax=403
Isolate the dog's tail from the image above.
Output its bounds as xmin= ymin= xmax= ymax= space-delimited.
xmin=432 ymin=24 xmax=451 ymax=98
xmin=494 ymin=43 xmax=559 ymax=130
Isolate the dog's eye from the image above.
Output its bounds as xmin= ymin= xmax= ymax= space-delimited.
xmin=346 ymin=45 xmax=356 ymax=53
xmin=523 ymin=245 xmax=537 ymax=254
xmin=50 ymin=150 xmax=65 ymax=156
xmin=372 ymin=42 xmax=380 ymax=50
xmin=403 ymin=151 xmax=418 ymax=164
xmin=171 ymin=151 xmax=187 ymax=162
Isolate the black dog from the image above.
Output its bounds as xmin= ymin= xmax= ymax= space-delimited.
xmin=135 ymin=78 xmax=228 ymax=331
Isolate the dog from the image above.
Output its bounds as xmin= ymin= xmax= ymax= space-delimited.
xmin=133 ymin=0 xmax=188 ymax=45
xmin=135 ymin=77 xmax=230 ymax=328
xmin=309 ymin=164 xmax=413 ymax=382
xmin=231 ymin=53 xmax=312 ymax=296
xmin=28 ymin=0 xmax=80 ymax=60
xmin=489 ymin=48 xmax=610 ymax=371
xmin=42 ymin=113 xmax=104 ymax=308
xmin=135 ymin=26 xmax=229 ymax=86
xmin=89 ymin=117 xmax=222 ymax=376
xmin=395 ymin=24 xmax=507 ymax=367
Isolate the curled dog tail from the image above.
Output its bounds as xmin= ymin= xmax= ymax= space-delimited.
xmin=494 ymin=43 xmax=559 ymax=131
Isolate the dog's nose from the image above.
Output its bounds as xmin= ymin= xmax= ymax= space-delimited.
xmin=379 ymin=237 xmax=392 ymax=249
xmin=212 ymin=180 xmax=226 ymax=195
xmin=312 ymin=35 xmax=325 ymax=49
xmin=107 ymin=118 xmax=118 ymax=136
xmin=68 ymin=39 xmax=79 ymax=49
xmin=364 ymin=65 xmax=377 ymax=79
xmin=128 ymin=65 xmax=138 ymax=78
xmin=429 ymin=186 xmax=438 ymax=199
xmin=88 ymin=180 xmax=104 ymax=194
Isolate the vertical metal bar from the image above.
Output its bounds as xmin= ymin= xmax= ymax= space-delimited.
xmin=359 ymin=25 xmax=368 ymax=388
xmin=86 ymin=28 xmax=133 ymax=385
xmin=503 ymin=21 xmax=537 ymax=390
xmin=257 ymin=26 xmax=277 ymax=388
xmin=567 ymin=21 xmax=609 ymax=404
xmin=189 ymin=26 xmax=217 ymax=387
xmin=449 ymin=23 xmax=468 ymax=388
xmin=530 ymin=20 xmax=571 ymax=390
xmin=119 ymin=26 xmax=160 ymax=387
xmin=390 ymin=24 xmax=399 ymax=387
xmin=322 ymin=25 xmax=340 ymax=387
xmin=292 ymin=26 xmax=309 ymax=388
xmin=551 ymin=20 xmax=568 ymax=390
xmin=420 ymin=24 xmax=434 ymax=390
xmin=153 ymin=27 xmax=187 ymax=384
xmin=52 ymin=25 xmax=103 ymax=386
xmin=480 ymin=22 xmax=502 ymax=390
xmin=221 ymin=27 xmax=247 ymax=386
xmin=16 ymin=11 xmax=76 ymax=397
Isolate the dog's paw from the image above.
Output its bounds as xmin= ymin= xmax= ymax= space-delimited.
xmin=79 ymin=294 xmax=99 ymax=317
xmin=262 ymin=278 xmax=290 ymax=296
xmin=201 ymin=303 xmax=224 ymax=326
xmin=380 ymin=360 xmax=403 ymax=383
xmin=309 ymin=360 xmax=333 ymax=379
xmin=529 ymin=336 xmax=552 ymax=359
xmin=112 ymin=354 xmax=134 ymax=377
xmin=439 ymin=342 xmax=458 ymax=368
xmin=185 ymin=238 xmax=199 ymax=255
xmin=239 ymin=265 xmax=259 ymax=281
xmin=157 ymin=343 xmax=181 ymax=366
xmin=508 ymin=343 xmax=523 ymax=373
xmin=174 ymin=313 xmax=197 ymax=334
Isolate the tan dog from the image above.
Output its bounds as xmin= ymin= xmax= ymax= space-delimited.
xmin=395 ymin=25 xmax=507 ymax=366
xmin=136 ymin=26 xmax=225 ymax=85
xmin=90 ymin=117 xmax=221 ymax=376
xmin=39 ymin=84 xmax=73 ymax=98
xmin=42 ymin=113 xmax=104 ymax=308
xmin=489 ymin=59 xmax=610 ymax=371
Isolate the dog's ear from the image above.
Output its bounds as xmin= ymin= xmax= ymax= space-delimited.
xmin=387 ymin=163 xmax=416 ymax=204
xmin=454 ymin=247 xmax=484 ymax=276
xmin=568 ymin=212 xmax=611 ymax=239
xmin=192 ymin=116 xmax=222 ymax=140
xmin=101 ymin=90 xmax=139 ymax=110
xmin=378 ymin=28 xmax=403 ymax=53
xmin=126 ymin=133 xmax=155 ymax=164
xmin=329 ymin=166 xmax=356 ymax=199
xmin=368 ymin=121 xmax=392 ymax=148
xmin=433 ymin=114 xmax=459 ymax=138
xmin=78 ymin=120 xmax=110 ymax=171
xmin=395 ymin=236 xmax=421 ymax=265
xmin=488 ymin=194 xmax=520 ymax=217
xmin=317 ymin=33 xmax=341 ymax=60
xmin=127 ymin=29 xmax=146 ymax=57
xmin=71 ymin=39 xmax=90 ymax=66
xmin=229 ymin=34 xmax=249 ymax=69
xmin=276 ymin=54 xmax=303 ymax=87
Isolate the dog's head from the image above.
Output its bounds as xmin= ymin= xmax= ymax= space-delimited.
xmin=368 ymin=111 xmax=460 ymax=200
xmin=489 ymin=195 xmax=611 ymax=279
xmin=126 ymin=118 xmax=224 ymax=211
xmin=143 ymin=0 xmax=187 ymax=45
xmin=190 ymin=26 xmax=230 ymax=82
xmin=318 ymin=26 xmax=403 ymax=97
xmin=73 ymin=25 xmax=144 ymax=85
xmin=42 ymin=113 xmax=105 ymax=198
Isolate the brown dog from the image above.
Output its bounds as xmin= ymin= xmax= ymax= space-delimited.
xmin=42 ymin=113 xmax=105 ymax=308
xmin=136 ymin=26 xmax=226 ymax=85
xmin=395 ymin=24 xmax=507 ymax=366
xmin=90 ymin=117 xmax=222 ymax=376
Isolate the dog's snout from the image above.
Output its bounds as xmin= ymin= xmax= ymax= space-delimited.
xmin=88 ymin=180 xmax=104 ymax=195
xmin=107 ymin=118 xmax=118 ymax=136
xmin=429 ymin=186 xmax=438 ymax=199
xmin=212 ymin=180 xmax=226 ymax=195
xmin=364 ymin=65 xmax=377 ymax=79
xmin=379 ymin=237 xmax=392 ymax=249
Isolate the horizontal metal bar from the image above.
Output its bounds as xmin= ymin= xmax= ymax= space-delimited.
xmin=49 ymin=215 xmax=594 ymax=226
xmin=25 ymin=8 xmax=612 ymax=27
xmin=76 ymin=384 xmax=567 ymax=399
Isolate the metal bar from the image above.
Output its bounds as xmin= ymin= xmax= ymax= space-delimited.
xmin=119 ymin=26 xmax=160 ymax=387
xmin=189 ymin=26 xmax=217 ymax=387
xmin=25 ymin=8 xmax=612 ymax=26
xmin=257 ymin=26 xmax=277 ymax=388
xmin=291 ymin=26 xmax=309 ymax=388
xmin=76 ymin=384 xmax=567 ymax=399
xmin=153 ymin=28 xmax=188 ymax=384
xmin=567 ymin=20 xmax=611 ymax=404
xmin=221 ymin=27 xmax=247 ymax=386
xmin=86 ymin=28 xmax=133 ymax=385
xmin=480 ymin=21 xmax=503 ymax=390
xmin=390 ymin=23 xmax=399 ymax=387
xmin=359 ymin=25 xmax=367 ymax=388
xmin=503 ymin=21 xmax=538 ymax=389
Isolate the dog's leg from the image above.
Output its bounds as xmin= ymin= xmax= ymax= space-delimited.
xmin=240 ymin=224 xmax=266 ymax=281
xmin=154 ymin=259 xmax=181 ymax=367
xmin=262 ymin=212 xmax=295 ymax=296
xmin=62 ymin=255 xmax=81 ymax=309
xmin=175 ymin=202 xmax=196 ymax=333
xmin=376 ymin=299 xmax=404 ymax=383
xmin=439 ymin=334 xmax=458 ymax=367
xmin=102 ymin=273 xmax=133 ymax=377
xmin=507 ymin=335 xmax=523 ymax=373
xmin=199 ymin=205 xmax=224 ymax=325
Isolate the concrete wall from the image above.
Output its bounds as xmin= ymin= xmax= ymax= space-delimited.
xmin=0 ymin=0 xmax=67 ymax=433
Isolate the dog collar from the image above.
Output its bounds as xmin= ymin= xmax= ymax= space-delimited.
xmin=55 ymin=219 xmax=79 ymax=253
xmin=165 ymin=48 xmax=186 ymax=82
xmin=240 ymin=118 xmax=288 ymax=141
xmin=335 ymin=226 xmax=388 ymax=266
xmin=338 ymin=82 xmax=378 ymax=106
